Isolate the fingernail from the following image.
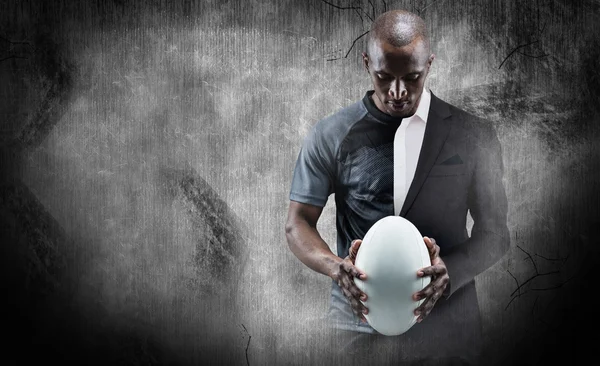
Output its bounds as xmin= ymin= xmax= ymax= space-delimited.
xmin=417 ymin=271 xmax=423 ymax=276
xmin=361 ymin=295 xmax=367 ymax=301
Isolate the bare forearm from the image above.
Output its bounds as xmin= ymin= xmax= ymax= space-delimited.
xmin=285 ymin=221 xmax=341 ymax=279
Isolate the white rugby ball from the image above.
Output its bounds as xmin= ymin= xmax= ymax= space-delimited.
xmin=354 ymin=215 xmax=431 ymax=336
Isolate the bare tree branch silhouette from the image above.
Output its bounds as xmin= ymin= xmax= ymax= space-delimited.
xmin=326 ymin=30 xmax=369 ymax=61
xmin=321 ymin=0 xmax=396 ymax=61
xmin=505 ymin=245 xmax=569 ymax=310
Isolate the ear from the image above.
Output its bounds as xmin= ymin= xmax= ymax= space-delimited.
xmin=424 ymin=53 xmax=435 ymax=76
xmin=362 ymin=52 xmax=370 ymax=72
xmin=428 ymin=53 xmax=435 ymax=67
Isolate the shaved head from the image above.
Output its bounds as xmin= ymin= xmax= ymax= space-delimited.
xmin=366 ymin=10 xmax=429 ymax=57
xmin=361 ymin=9 xmax=434 ymax=118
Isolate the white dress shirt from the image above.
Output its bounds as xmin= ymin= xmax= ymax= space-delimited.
xmin=394 ymin=87 xmax=431 ymax=215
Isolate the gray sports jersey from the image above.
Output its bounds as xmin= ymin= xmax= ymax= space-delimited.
xmin=290 ymin=90 xmax=406 ymax=333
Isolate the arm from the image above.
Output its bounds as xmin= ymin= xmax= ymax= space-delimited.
xmin=285 ymin=200 xmax=368 ymax=320
xmin=284 ymin=201 xmax=339 ymax=277
xmin=442 ymin=125 xmax=510 ymax=297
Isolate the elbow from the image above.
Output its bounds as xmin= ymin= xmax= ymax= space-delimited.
xmin=284 ymin=219 xmax=296 ymax=247
xmin=284 ymin=219 xmax=294 ymax=236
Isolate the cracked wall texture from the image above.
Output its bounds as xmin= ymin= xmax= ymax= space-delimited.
xmin=1 ymin=0 xmax=599 ymax=364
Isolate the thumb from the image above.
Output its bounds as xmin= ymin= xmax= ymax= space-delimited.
xmin=349 ymin=239 xmax=362 ymax=260
xmin=423 ymin=236 xmax=438 ymax=258
xmin=423 ymin=236 xmax=433 ymax=248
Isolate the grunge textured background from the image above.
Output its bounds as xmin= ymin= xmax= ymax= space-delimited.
xmin=1 ymin=0 xmax=598 ymax=364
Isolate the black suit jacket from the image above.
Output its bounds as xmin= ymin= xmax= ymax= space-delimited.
xmin=378 ymin=92 xmax=510 ymax=362
xmin=403 ymin=92 xmax=510 ymax=297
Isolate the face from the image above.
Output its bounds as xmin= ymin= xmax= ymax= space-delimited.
xmin=362 ymin=38 xmax=435 ymax=118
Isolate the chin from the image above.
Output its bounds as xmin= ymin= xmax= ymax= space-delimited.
xmin=386 ymin=108 xmax=413 ymax=118
xmin=386 ymin=110 xmax=405 ymax=118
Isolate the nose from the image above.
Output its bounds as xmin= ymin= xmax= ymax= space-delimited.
xmin=389 ymin=79 xmax=407 ymax=100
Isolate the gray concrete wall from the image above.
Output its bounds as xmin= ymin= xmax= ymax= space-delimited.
xmin=1 ymin=0 xmax=598 ymax=364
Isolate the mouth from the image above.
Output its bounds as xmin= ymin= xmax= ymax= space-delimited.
xmin=388 ymin=101 xmax=409 ymax=113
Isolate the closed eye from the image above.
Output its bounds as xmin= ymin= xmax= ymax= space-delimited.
xmin=376 ymin=73 xmax=420 ymax=81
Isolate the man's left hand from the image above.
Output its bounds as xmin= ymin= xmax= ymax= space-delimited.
xmin=413 ymin=236 xmax=449 ymax=323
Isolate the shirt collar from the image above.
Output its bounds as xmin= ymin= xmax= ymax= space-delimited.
xmin=405 ymin=87 xmax=431 ymax=124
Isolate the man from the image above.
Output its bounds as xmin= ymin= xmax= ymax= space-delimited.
xmin=285 ymin=9 xmax=509 ymax=365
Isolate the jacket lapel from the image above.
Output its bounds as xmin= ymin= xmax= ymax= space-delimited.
xmin=400 ymin=93 xmax=452 ymax=217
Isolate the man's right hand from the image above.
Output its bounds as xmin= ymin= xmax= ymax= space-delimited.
xmin=330 ymin=239 xmax=369 ymax=322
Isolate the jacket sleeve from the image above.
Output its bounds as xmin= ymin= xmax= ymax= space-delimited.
xmin=442 ymin=123 xmax=510 ymax=298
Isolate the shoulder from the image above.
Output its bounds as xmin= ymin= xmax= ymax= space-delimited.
xmin=305 ymin=99 xmax=368 ymax=150
xmin=432 ymin=93 xmax=499 ymax=143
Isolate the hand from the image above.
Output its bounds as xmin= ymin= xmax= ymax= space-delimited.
xmin=330 ymin=239 xmax=369 ymax=323
xmin=413 ymin=236 xmax=449 ymax=323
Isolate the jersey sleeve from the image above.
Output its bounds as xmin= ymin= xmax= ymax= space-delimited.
xmin=289 ymin=121 xmax=337 ymax=207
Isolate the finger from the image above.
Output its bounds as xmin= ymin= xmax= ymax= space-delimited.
xmin=346 ymin=275 xmax=368 ymax=301
xmin=341 ymin=285 xmax=369 ymax=314
xmin=423 ymin=237 xmax=439 ymax=257
xmin=416 ymin=281 xmax=439 ymax=299
xmin=414 ymin=293 xmax=439 ymax=322
xmin=340 ymin=271 xmax=368 ymax=301
xmin=349 ymin=239 xmax=363 ymax=261
xmin=341 ymin=258 xmax=367 ymax=280
xmin=423 ymin=236 xmax=433 ymax=249
xmin=350 ymin=297 xmax=369 ymax=315
xmin=414 ymin=284 xmax=445 ymax=321
xmin=413 ymin=277 xmax=448 ymax=301
xmin=417 ymin=264 xmax=447 ymax=278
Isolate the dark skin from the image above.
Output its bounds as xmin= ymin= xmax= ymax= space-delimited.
xmin=363 ymin=36 xmax=434 ymax=119
xmin=414 ymin=236 xmax=450 ymax=322
xmin=285 ymin=201 xmax=370 ymax=322
xmin=285 ymin=35 xmax=450 ymax=324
